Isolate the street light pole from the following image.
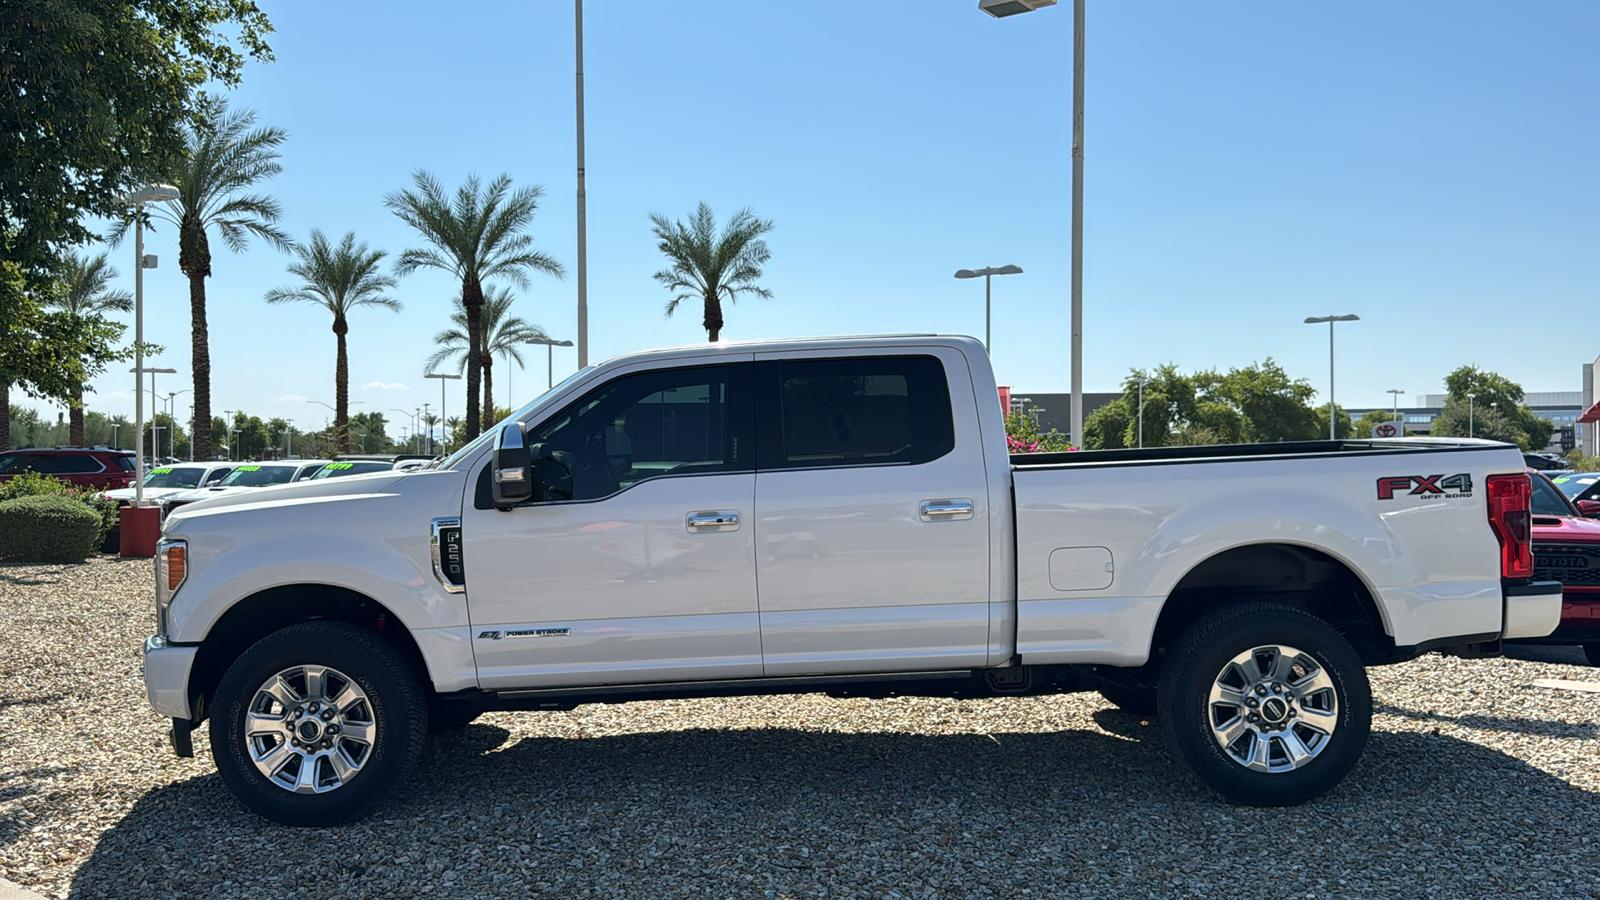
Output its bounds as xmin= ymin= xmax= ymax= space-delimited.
xmin=575 ymin=0 xmax=589 ymax=369
xmin=1136 ymin=377 xmax=1151 ymax=449
xmin=116 ymin=183 xmax=179 ymax=506
xmin=1386 ymin=388 xmax=1404 ymax=424
xmin=525 ymin=337 xmax=574 ymax=391
xmin=1304 ymin=314 xmax=1359 ymax=440
xmin=954 ymin=265 xmax=1023 ymax=353
xmin=1467 ymin=392 xmax=1476 ymax=438
xmin=425 ymin=372 xmax=462 ymax=454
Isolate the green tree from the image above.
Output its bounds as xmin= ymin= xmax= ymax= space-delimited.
xmin=0 ymin=0 xmax=271 ymax=367
xmin=265 ymin=230 xmax=400 ymax=453
xmin=1430 ymin=366 xmax=1551 ymax=450
xmin=1208 ymin=360 xmax=1320 ymax=443
xmin=348 ymin=411 xmax=391 ymax=453
xmin=386 ymin=172 xmax=565 ymax=443
xmin=49 ymin=252 xmax=133 ymax=446
xmin=110 ymin=99 xmax=292 ymax=462
xmin=426 ymin=287 xmax=548 ymax=430
xmin=1313 ymin=404 xmax=1355 ymax=440
xmin=649 ymin=203 xmax=774 ymax=342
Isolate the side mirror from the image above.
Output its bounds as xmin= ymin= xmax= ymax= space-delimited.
xmin=491 ymin=421 xmax=533 ymax=510
xmin=1577 ymin=499 xmax=1600 ymax=519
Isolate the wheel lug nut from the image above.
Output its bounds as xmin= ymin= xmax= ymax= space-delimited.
xmin=320 ymin=709 xmax=334 ymax=721
xmin=327 ymin=725 xmax=340 ymax=735
xmin=1255 ymin=685 xmax=1268 ymax=696
xmin=1246 ymin=697 xmax=1259 ymax=708
xmin=308 ymin=702 xmax=320 ymax=713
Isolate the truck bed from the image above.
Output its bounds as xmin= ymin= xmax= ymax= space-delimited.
xmin=1012 ymin=438 xmax=1506 ymax=469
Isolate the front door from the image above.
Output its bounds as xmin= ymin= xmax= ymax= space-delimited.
xmin=752 ymin=350 xmax=993 ymax=676
xmin=461 ymin=360 xmax=760 ymax=690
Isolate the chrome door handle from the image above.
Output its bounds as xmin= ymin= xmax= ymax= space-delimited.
xmin=687 ymin=510 xmax=740 ymax=532
xmin=920 ymin=499 xmax=974 ymax=521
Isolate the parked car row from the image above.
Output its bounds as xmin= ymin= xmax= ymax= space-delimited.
xmin=0 ymin=447 xmax=138 ymax=490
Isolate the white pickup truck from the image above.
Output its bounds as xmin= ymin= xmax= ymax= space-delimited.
xmin=142 ymin=335 xmax=1560 ymax=825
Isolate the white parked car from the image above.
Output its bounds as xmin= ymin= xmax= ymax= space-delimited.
xmin=143 ymin=336 xmax=1558 ymax=825
xmin=102 ymin=462 xmax=235 ymax=505
xmin=159 ymin=460 xmax=331 ymax=514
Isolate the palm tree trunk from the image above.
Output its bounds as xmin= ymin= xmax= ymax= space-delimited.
xmin=461 ymin=277 xmax=484 ymax=440
xmin=481 ymin=352 xmax=494 ymax=431
xmin=188 ymin=271 xmax=213 ymax=460
xmin=0 ymin=380 xmax=9 ymax=451
xmin=703 ymin=291 xmax=723 ymax=343
xmin=69 ymin=385 xmax=85 ymax=446
xmin=334 ymin=317 xmax=350 ymax=454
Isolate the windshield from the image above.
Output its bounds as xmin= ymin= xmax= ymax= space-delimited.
xmin=310 ymin=461 xmax=393 ymax=479
xmin=217 ymin=464 xmax=300 ymax=487
xmin=1552 ymin=474 xmax=1599 ymax=499
xmin=1531 ymin=475 xmax=1575 ymax=517
xmin=141 ymin=466 xmax=208 ymax=488
xmin=437 ymin=366 xmax=595 ymax=470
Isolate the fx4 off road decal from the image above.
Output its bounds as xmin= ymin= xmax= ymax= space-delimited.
xmin=1377 ymin=474 xmax=1473 ymax=501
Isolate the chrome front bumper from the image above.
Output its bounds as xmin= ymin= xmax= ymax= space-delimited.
xmin=143 ymin=635 xmax=198 ymax=720
xmin=1503 ymin=581 xmax=1564 ymax=640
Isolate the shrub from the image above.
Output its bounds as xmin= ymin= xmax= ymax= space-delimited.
xmin=0 ymin=471 xmax=119 ymax=551
xmin=0 ymin=494 xmax=104 ymax=563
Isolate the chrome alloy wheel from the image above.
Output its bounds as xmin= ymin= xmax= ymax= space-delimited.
xmin=1206 ymin=644 xmax=1338 ymax=773
xmin=245 ymin=665 xmax=376 ymax=794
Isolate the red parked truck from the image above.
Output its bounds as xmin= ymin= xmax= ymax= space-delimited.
xmin=1522 ymin=470 xmax=1600 ymax=665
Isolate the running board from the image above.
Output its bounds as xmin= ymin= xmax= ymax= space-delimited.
xmin=494 ymin=669 xmax=977 ymax=704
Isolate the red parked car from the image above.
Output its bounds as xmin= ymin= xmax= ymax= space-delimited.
xmin=0 ymin=447 xmax=138 ymax=491
xmin=1522 ymin=470 xmax=1600 ymax=665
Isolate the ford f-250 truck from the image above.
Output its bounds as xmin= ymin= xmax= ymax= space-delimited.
xmin=142 ymin=335 xmax=1561 ymax=825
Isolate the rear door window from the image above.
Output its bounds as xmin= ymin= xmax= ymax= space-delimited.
xmin=757 ymin=355 xmax=955 ymax=470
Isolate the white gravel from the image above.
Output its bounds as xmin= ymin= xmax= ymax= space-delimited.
xmin=2 ymin=556 xmax=1599 ymax=899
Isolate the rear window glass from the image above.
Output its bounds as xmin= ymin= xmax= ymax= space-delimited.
xmin=112 ymin=456 xmax=137 ymax=471
xmin=218 ymin=465 xmax=300 ymax=487
xmin=771 ymin=356 xmax=954 ymax=469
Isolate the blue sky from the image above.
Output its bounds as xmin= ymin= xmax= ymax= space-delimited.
xmin=67 ymin=0 xmax=1600 ymax=437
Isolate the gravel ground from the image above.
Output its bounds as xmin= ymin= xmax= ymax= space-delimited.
xmin=2 ymin=557 xmax=1599 ymax=899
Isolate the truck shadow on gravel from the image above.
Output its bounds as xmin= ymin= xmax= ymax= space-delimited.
xmin=1375 ymin=701 xmax=1600 ymax=739
xmin=68 ymin=714 xmax=1600 ymax=898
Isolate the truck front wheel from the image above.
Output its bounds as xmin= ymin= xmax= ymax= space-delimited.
xmin=209 ymin=622 xmax=427 ymax=826
xmin=1156 ymin=603 xmax=1370 ymax=807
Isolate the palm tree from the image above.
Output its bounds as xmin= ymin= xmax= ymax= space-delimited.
xmin=50 ymin=252 xmax=133 ymax=446
xmin=385 ymin=172 xmax=565 ymax=441
xmin=112 ymin=98 xmax=291 ymax=460
xmin=265 ymin=230 xmax=400 ymax=453
xmin=426 ymin=287 xmax=548 ymax=430
xmin=649 ymin=203 xmax=774 ymax=342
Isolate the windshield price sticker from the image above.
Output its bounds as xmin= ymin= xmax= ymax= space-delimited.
xmin=326 ymin=463 xmax=353 ymax=470
xmin=150 ymin=468 xmax=172 ymax=475
xmin=236 ymin=465 xmax=261 ymax=472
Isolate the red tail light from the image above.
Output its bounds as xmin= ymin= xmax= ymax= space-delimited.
xmin=1486 ymin=473 xmax=1532 ymax=579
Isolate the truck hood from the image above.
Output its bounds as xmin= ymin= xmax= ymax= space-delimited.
xmin=1532 ymin=514 xmax=1600 ymax=544
xmin=165 ymin=471 xmax=411 ymax=517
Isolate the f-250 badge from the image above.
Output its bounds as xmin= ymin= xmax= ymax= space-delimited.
xmin=1376 ymin=474 xmax=1473 ymax=500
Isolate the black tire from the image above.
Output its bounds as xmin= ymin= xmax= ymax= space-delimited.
xmin=1097 ymin=684 xmax=1159 ymax=717
xmin=1583 ymin=644 xmax=1600 ymax=668
xmin=210 ymin=622 xmax=427 ymax=826
xmin=1156 ymin=603 xmax=1370 ymax=807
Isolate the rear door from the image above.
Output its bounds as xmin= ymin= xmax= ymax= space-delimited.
xmin=752 ymin=349 xmax=992 ymax=675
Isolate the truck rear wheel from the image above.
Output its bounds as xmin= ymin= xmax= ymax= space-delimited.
xmin=210 ymin=622 xmax=427 ymax=826
xmin=1156 ymin=603 xmax=1370 ymax=807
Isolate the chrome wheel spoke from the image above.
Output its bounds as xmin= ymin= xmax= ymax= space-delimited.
xmin=329 ymin=683 xmax=362 ymax=715
xmin=303 ymin=666 xmax=330 ymax=704
xmin=1210 ymin=685 xmax=1248 ymax=709
xmin=339 ymin=719 xmax=376 ymax=746
xmin=1214 ymin=717 xmax=1250 ymax=748
xmin=246 ymin=712 xmax=287 ymax=738
xmin=328 ymin=747 xmax=359 ymax=785
xmin=1297 ymin=706 xmax=1338 ymax=733
xmin=294 ymin=754 xmax=323 ymax=793
xmin=262 ymin=676 xmax=301 ymax=709
xmin=1244 ymin=733 xmax=1272 ymax=771
xmin=1280 ymin=730 xmax=1314 ymax=765
xmin=1290 ymin=667 xmax=1334 ymax=698
xmin=1267 ymin=648 xmax=1297 ymax=683
xmin=253 ymin=740 xmax=294 ymax=774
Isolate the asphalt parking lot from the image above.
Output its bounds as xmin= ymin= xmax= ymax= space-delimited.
xmin=2 ymin=557 xmax=1598 ymax=899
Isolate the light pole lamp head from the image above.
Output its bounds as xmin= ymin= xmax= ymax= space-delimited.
xmin=117 ymin=184 xmax=180 ymax=205
xmin=980 ymin=0 xmax=1056 ymax=18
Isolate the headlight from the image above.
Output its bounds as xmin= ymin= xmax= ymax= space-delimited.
xmin=155 ymin=539 xmax=187 ymax=636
